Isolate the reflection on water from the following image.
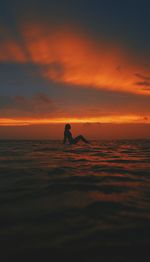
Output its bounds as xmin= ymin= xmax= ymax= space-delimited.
xmin=0 ymin=140 xmax=150 ymax=260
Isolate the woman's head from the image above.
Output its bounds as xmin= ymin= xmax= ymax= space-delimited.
xmin=65 ymin=123 xmax=71 ymax=130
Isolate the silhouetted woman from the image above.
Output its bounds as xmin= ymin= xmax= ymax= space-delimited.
xmin=63 ymin=124 xmax=89 ymax=144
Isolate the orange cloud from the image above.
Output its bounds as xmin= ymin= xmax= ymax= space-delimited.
xmin=21 ymin=23 xmax=150 ymax=95
xmin=0 ymin=22 xmax=150 ymax=95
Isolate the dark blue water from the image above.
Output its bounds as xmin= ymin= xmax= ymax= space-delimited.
xmin=0 ymin=140 xmax=150 ymax=261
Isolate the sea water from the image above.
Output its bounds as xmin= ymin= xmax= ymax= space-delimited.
xmin=0 ymin=140 xmax=150 ymax=260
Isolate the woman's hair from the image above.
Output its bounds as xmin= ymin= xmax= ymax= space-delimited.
xmin=65 ymin=123 xmax=71 ymax=130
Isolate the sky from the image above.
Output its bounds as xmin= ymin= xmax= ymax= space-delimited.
xmin=0 ymin=0 xmax=150 ymax=139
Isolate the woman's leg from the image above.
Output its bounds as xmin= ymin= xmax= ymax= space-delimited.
xmin=73 ymin=135 xmax=89 ymax=144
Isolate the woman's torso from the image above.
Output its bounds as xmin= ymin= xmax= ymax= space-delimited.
xmin=64 ymin=130 xmax=74 ymax=144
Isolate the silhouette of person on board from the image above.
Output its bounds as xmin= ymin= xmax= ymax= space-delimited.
xmin=63 ymin=124 xmax=89 ymax=144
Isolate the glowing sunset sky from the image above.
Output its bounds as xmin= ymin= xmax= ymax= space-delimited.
xmin=0 ymin=0 xmax=150 ymax=138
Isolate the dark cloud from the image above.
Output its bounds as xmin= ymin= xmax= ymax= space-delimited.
xmin=135 ymin=73 xmax=150 ymax=81
xmin=134 ymin=73 xmax=150 ymax=88
xmin=13 ymin=93 xmax=54 ymax=111
xmin=135 ymin=81 xmax=150 ymax=87
xmin=0 ymin=93 xmax=56 ymax=117
xmin=32 ymin=93 xmax=52 ymax=104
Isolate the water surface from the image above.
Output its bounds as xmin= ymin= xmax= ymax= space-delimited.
xmin=0 ymin=140 xmax=150 ymax=260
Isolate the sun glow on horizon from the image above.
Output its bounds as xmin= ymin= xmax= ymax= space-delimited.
xmin=0 ymin=115 xmax=150 ymax=126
